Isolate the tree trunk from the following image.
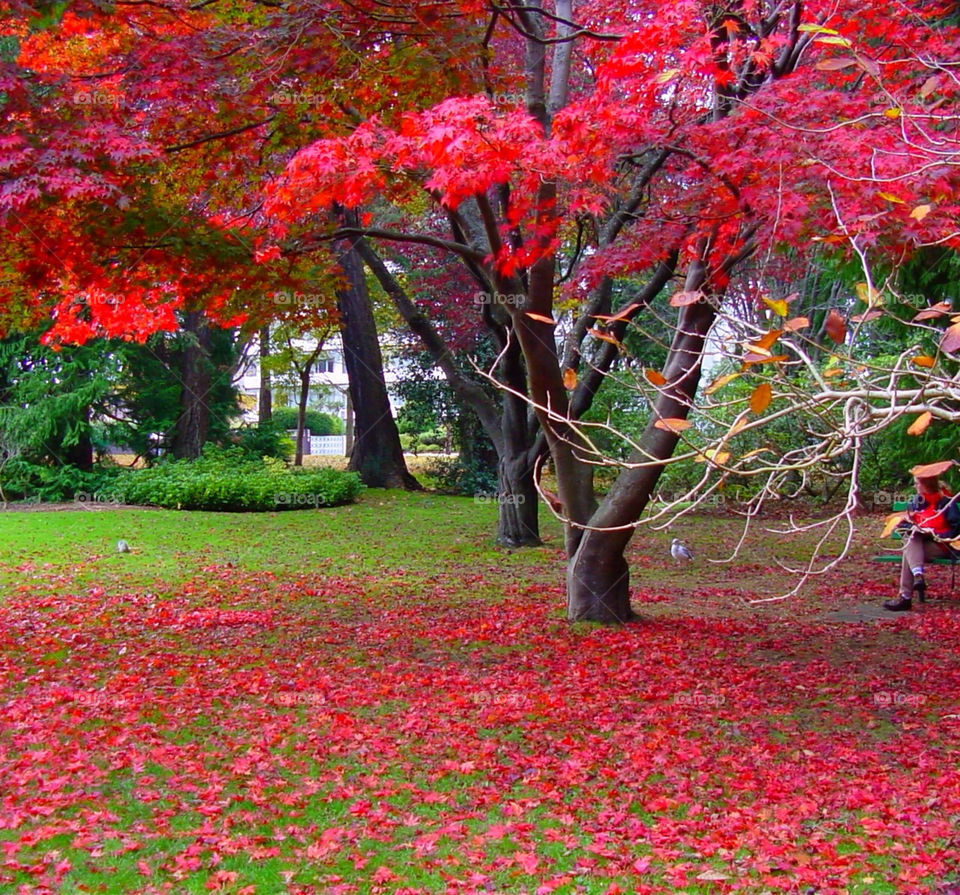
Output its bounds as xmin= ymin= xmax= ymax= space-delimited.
xmin=496 ymin=448 xmax=541 ymax=547
xmin=172 ymin=310 xmax=212 ymax=460
xmin=566 ymin=530 xmax=635 ymax=623
xmin=562 ymin=254 xmax=721 ymax=621
xmin=294 ymin=366 xmax=310 ymax=467
xmin=336 ymin=234 xmax=421 ymax=490
xmin=258 ymin=325 xmax=272 ymax=423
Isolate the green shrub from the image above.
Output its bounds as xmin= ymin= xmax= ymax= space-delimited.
xmin=0 ymin=459 xmax=123 ymax=503
xmin=113 ymin=446 xmax=363 ymax=511
xmin=270 ymin=407 xmax=343 ymax=436
xmin=230 ymin=421 xmax=295 ymax=461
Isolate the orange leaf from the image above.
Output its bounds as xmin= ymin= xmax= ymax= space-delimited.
xmin=909 ymin=204 xmax=932 ymax=221
xmin=525 ymin=312 xmax=556 ymax=325
xmin=815 ymin=57 xmax=857 ymax=71
xmin=940 ymin=322 xmax=960 ymax=354
xmin=654 ymin=417 xmax=693 ymax=433
xmin=742 ymin=353 xmax=788 ymax=367
xmin=749 ymin=383 xmax=772 ymax=414
xmin=644 ymin=368 xmax=667 ymax=386
xmin=562 ymin=368 xmax=577 ymax=389
xmin=912 ymin=301 xmax=951 ymax=321
xmin=750 ymin=329 xmax=782 ymax=353
xmin=783 ymin=316 xmax=809 ymax=332
xmin=670 ymin=291 xmax=703 ymax=307
xmin=588 ymin=328 xmax=622 ymax=346
xmin=607 ymin=302 xmax=641 ymax=323
xmin=850 ymin=310 xmax=882 ymax=323
xmin=907 ymin=411 xmax=933 ymax=436
xmin=911 ymin=355 xmax=936 ymax=368
xmin=825 ymin=309 xmax=847 ymax=344
xmin=823 ymin=367 xmax=845 ymax=378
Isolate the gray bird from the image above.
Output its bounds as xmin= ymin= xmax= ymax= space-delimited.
xmin=116 ymin=539 xmax=131 ymax=553
xmin=670 ymin=538 xmax=694 ymax=563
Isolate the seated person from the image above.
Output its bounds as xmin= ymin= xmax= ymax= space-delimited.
xmin=884 ymin=472 xmax=960 ymax=611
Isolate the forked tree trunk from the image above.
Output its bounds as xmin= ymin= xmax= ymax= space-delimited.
xmin=563 ymin=277 xmax=719 ymax=621
xmin=496 ymin=448 xmax=540 ymax=547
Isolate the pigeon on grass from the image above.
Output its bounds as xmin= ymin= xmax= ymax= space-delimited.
xmin=670 ymin=538 xmax=694 ymax=564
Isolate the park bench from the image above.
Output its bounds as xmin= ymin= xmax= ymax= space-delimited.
xmin=873 ymin=501 xmax=959 ymax=598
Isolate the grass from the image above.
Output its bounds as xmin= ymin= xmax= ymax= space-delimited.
xmin=1 ymin=491 xmax=959 ymax=894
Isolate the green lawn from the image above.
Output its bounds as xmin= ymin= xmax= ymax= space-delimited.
xmin=1 ymin=493 xmax=958 ymax=894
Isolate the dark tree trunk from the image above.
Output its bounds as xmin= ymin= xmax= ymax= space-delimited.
xmin=496 ymin=449 xmax=541 ymax=547
xmin=563 ymin=255 xmax=721 ymax=621
xmin=336 ymin=235 xmax=421 ymax=490
xmin=62 ymin=421 xmax=94 ymax=471
xmin=353 ymin=225 xmax=538 ymax=538
xmin=258 ymin=325 xmax=272 ymax=423
xmin=172 ymin=311 xmax=212 ymax=460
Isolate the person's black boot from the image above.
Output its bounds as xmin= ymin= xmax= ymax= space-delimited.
xmin=883 ymin=595 xmax=912 ymax=612
xmin=913 ymin=574 xmax=927 ymax=603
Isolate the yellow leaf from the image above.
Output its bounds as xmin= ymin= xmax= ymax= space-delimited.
xmin=562 ymin=368 xmax=577 ymax=389
xmin=910 ymin=204 xmax=932 ymax=221
xmin=525 ymin=312 xmax=556 ymax=325
xmin=878 ymin=192 xmax=905 ymax=204
xmin=855 ymin=282 xmax=882 ymax=306
xmin=654 ymin=417 xmax=693 ymax=433
xmin=784 ymin=316 xmax=809 ymax=332
xmin=750 ymin=383 xmax=772 ymax=414
xmin=880 ymin=513 xmax=909 ymax=538
xmin=762 ymin=296 xmax=789 ymax=316
xmin=656 ymin=68 xmax=680 ymax=84
xmin=911 ymin=355 xmax=936 ymax=368
xmin=907 ymin=411 xmax=933 ymax=436
xmin=798 ymin=23 xmax=839 ymax=34
xmin=883 ymin=107 xmax=902 ymax=119
xmin=815 ymin=35 xmax=852 ymax=47
xmin=644 ymin=368 xmax=667 ymax=387
xmin=705 ymin=372 xmax=739 ymax=395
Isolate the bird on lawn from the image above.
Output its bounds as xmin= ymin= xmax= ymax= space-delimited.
xmin=670 ymin=538 xmax=694 ymax=564
xmin=116 ymin=539 xmax=131 ymax=553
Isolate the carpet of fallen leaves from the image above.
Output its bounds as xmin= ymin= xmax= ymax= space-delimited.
xmin=2 ymin=534 xmax=960 ymax=894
